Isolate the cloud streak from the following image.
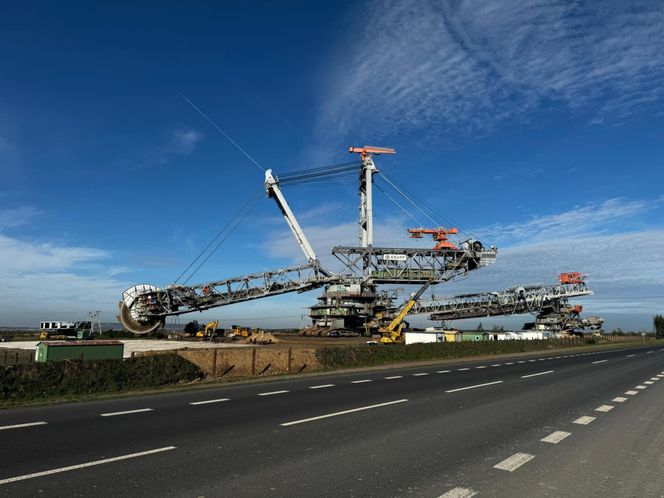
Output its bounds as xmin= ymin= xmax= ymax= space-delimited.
xmin=319 ymin=0 xmax=664 ymax=140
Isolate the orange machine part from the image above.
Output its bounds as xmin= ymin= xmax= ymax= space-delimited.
xmin=408 ymin=227 xmax=459 ymax=250
xmin=349 ymin=145 xmax=396 ymax=161
xmin=559 ymin=272 xmax=584 ymax=285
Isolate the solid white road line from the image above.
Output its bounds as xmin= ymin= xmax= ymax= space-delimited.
xmin=445 ymin=381 xmax=503 ymax=393
xmin=521 ymin=370 xmax=555 ymax=379
xmin=438 ymin=487 xmax=478 ymax=498
xmin=493 ymin=453 xmax=535 ymax=472
xmin=0 ymin=421 xmax=47 ymax=431
xmin=189 ymin=398 xmax=230 ymax=405
xmin=626 ymin=354 xmax=636 ymax=357
xmin=541 ymin=431 xmax=571 ymax=444
xmin=413 ymin=373 xmax=429 ymax=376
xmin=595 ymin=405 xmax=614 ymax=412
xmin=385 ymin=375 xmax=403 ymax=380
xmin=592 ymin=360 xmax=608 ymax=364
xmin=309 ymin=384 xmax=334 ymax=389
xmin=257 ymin=390 xmax=289 ymax=396
xmin=625 ymin=390 xmax=639 ymax=395
xmin=0 ymin=446 xmax=176 ymax=486
xmin=280 ymin=399 xmax=408 ymax=427
xmin=436 ymin=370 xmax=451 ymax=374
xmin=351 ymin=379 xmax=372 ymax=384
xmin=100 ymin=408 xmax=153 ymax=417
xmin=573 ymin=416 xmax=596 ymax=425
xmin=635 ymin=385 xmax=647 ymax=390
xmin=612 ymin=397 xmax=628 ymax=403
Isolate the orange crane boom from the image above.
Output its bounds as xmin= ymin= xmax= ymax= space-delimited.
xmin=408 ymin=227 xmax=458 ymax=250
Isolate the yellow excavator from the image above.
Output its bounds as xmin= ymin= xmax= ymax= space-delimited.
xmin=196 ymin=320 xmax=219 ymax=339
xmin=380 ymin=283 xmax=431 ymax=344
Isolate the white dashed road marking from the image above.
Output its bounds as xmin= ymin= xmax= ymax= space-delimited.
xmin=626 ymin=354 xmax=636 ymax=357
xmin=592 ymin=360 xmax=607 ymax=364
xmin=573 ymin=416 xmax=596 ymax=425
xmin=257 ymin=390 xmax=289 ymax=396
xmin=0 ymin=446 xmax=176 ymax=485
xmin=385 ymin=375 xmax=403 ymax=380
xmin=635 ymin=385 xmax=647 ymax=390
xmin=595 ymin=405 xmax=614 ymax=412
xmin=436 ymin=370 xmax=451 ymax=374
xmin=100 ymin=408 xmax=153 ymax=417
xmin=521 ymin=370 xmax=554 ymax=379
xmin=189 ymin=398 xmax=230 ymax=405
xmin=491 ymin=364 xmax=502 ymax=367
xmin=0 ymin=421 xmax=47 ymax=431
xmin=309 ymin=384 xmax=334 ymax=390
xmin=493 ymin=453 xmax=535 ymax=472
xmin=625 ymin=390 xmax=639 ymax=395
xmin=458 ymin=368 xmax=470 ymax=371
xmin=351 ymin=380 xmax=372 ymax=384
xmin=281 ymin=399 xmax=409 ymax=427
xmin=541 ymin=431 xmax=571 ymax=444
xmin=612 ymin=397 xmax=627 ymax=403
xmin=438 ymin=487 xmax=478 ymax=498
xmin=475 ymin=366 xmax=487 ymax=369
xmin=413 ymin=373 xmax=429 ymax=376
xmin=446 ymin=381 xmax=503 ymax=393
xmin=505 ymin=362 xmax=514 ymax=365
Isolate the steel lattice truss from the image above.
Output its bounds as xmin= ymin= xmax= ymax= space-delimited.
xmin=332 ymin=246 xmax=497 ymax=284
xmin=124 ymin=263 xmax=335 ymax=321
xmin=413 ymin=281 xmax=592 ymax=321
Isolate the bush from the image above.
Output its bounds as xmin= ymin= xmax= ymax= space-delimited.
xmin=318 ymin=338 xmax=584 ymax=369
xmin=0 ymin=354 xmax=203 ymax=405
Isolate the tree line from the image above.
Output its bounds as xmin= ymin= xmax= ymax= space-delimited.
xmin=655 ymin=315 xmax=664 ymax=338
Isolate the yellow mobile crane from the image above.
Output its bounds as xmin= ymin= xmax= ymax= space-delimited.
xmin=380 ymin=282 xmax=432 ymax=344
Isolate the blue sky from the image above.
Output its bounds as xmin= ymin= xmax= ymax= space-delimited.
xmin=1 ymin=0 xmax=663 ymax=331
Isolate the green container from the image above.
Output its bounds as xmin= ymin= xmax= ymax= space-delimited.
xmin=461 ymin=331 xmax=490 ymax=342
xmin=35 ymin=340 xmax=124 ymax=362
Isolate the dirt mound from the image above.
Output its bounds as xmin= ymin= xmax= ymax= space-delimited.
xmin=237 ymin=331 xmax=280 ymax=344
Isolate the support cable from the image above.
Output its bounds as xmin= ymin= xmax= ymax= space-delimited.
xmin=173 ymin=187 xmax=263 ymax=284
xmin=181 ymin=94 xmax=265 ymax=173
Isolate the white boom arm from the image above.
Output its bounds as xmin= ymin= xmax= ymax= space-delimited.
xmin=265 ymin=169 xmax=319 ymax=264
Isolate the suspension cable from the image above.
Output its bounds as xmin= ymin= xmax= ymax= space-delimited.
xmin=173 ymin=187 xmax=263 ymax=284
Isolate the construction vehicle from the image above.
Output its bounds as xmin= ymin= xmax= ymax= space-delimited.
xmin=195 ymin=320 xmax=219 ymax=339
xmin=118 ymin=146 xmax=497 ymax=336
xmin=379 ymin=282 xmax=432 ymax=344
xmin=410 ymin=273 xmax=603 ymax=335
xmin=229 ymin=325 xmax=252 ymax=339
xmin=39 ymin=321 xmax=91 ymax=340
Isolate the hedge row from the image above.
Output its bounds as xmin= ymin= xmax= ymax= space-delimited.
xmin=319 ymin=338 xmax=589 ymax=368
xmin=0 ymin=354 xmax=204 ymax=404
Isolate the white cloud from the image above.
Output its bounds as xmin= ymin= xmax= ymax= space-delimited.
xmin=0 ymin=206 xmax=41 ymax=229
xmin=319 ymin=0 xmax=664 ymax=140
xmin=171 ymin=129 xmax=203 ymax=155
xmin=0 ymin=233 xmax=128 ymax=325
xmin=476 ymin=197 xmax=657 ymax=245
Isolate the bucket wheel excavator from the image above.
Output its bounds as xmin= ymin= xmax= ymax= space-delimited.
xmin=118 ymin=146 xmax=498 ymax=334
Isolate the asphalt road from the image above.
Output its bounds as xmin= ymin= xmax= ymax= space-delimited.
xmin=1 ymin=344 xmax=663 ymax=497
